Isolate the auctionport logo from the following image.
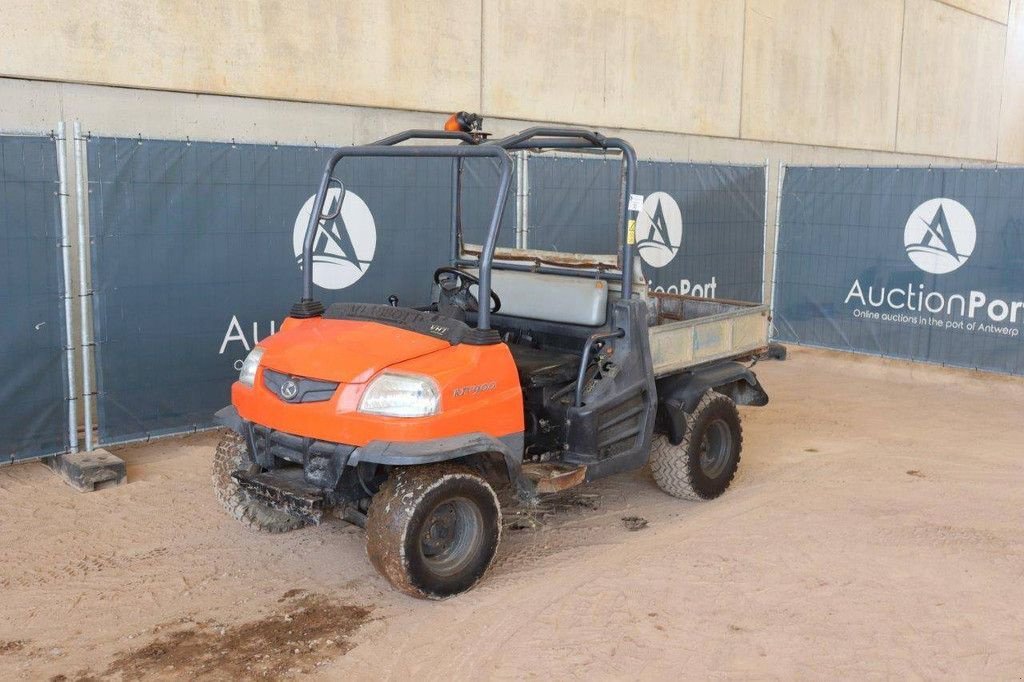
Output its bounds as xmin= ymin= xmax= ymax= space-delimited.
xmin=638 ymin=191 xmax=718 ymax=298
xmin=636 ymin=192 xmax=682 ymax=268
xmin=903 ymin=198 xmax=976 ymax=274
xmin=845 ymin=197 xmax=1022 ymax=337
xmin=292 ymin=188 xmax=377 ymax=290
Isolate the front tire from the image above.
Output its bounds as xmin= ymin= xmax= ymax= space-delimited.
xmin=211 ymin=431 xmax=306 ymax=533
xmin=650 ymin=390 xmax=743 ymax=500
xmin=366 ymin=463 xmax=501 ymax=600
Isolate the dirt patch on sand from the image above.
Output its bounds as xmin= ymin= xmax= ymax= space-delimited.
xmin=502 ymin=490 xmax=601 ymax=530
xmin=104 ymin=592 xmax=370 ymax=680
xmin=621 ymin=516 xmax=648 ymax=531
xmin=0 ymin=641 xmax=26 ymax=656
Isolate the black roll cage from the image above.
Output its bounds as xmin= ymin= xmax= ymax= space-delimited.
xmin=296 ymin=126 xmax=638 ymax=330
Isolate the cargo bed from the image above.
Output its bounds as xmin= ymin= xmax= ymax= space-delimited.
xmin=647 ymin=292 xmax=770 ymax=377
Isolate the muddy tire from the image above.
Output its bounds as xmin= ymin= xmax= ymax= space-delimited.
xmin=366 ymin=463 xmax=501 ymax=600
xmin=650 ymin=390 xmax=742 ymax=501
xmin=211 ymin=431 xmax=306 ymax=533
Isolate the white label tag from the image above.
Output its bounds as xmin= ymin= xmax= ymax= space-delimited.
xmin=628 ymin=194 xmax=644 ymax=212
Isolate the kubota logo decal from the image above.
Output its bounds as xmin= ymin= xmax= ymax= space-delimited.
xmin=293 ymin=188 xmax=377 ymax=289
xmin=279 ymin=380 xmax=298 ymax=400
xmin=636 ymin=192 xmax=682 ymax=269
xmin=904 ymin=198 xmax=976 ymax=275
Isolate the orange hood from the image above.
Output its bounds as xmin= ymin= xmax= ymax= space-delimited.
xmin=257 ymin=317 xmax=449 ymax=384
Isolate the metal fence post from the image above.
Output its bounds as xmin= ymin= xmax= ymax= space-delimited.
xmin=514 ymin=150 xmax=531 ymax=249
xmin=55 ymin=122 xmax=78 ymax=454
xmin=762 ymin=158 xmax=770 ymax=304
xmin=73 ymin=121 xmax=95 ymax=451
xmin=769 ymin=161 xmax=786 ymax=333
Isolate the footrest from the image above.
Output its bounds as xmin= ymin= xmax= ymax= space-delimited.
xmin=232 ymin=469 xmax=327 ymax=524
xmin=521 ymin=462 xmax=587 ymax=494
xmin=47 ymin=449 xmax=127 ymax=492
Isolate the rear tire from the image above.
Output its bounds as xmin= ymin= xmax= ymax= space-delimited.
xmin=650 ymin=390 xmax=742 ymax=501
xmin=211 ymin=431 xmax=306 ymax=533
xmin=366 ymin=463 xmax=501 ymax=600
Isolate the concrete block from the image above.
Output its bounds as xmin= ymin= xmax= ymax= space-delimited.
xmin=46 ymin=449 xmax=127 ymax=492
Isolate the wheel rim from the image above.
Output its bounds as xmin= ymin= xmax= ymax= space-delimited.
xmin=698 ymin=419 xmax=733 ymax=479
xmin=418 ymin=496 xmax=484 ymax=578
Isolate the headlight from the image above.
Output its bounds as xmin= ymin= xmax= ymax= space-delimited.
xmin=238 ymin=347 xmax=265 ymax=387
xmin=358 ymin=372 xmax=440 ymax=418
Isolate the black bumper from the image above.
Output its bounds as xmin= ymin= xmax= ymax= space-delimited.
xmin=232 ymin=468 xmax=328 ymax=524
xmin=215 ymin=405 xmax=527 ymax=499
xmin=216 ymin=406 xmax=356 ymax=490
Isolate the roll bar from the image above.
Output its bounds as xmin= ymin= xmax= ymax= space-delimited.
xmin=372 ymin=129 xmax=477 ymax=146
xmin=488 ymin=128 xmax=638 ymax=296
xmin=492 ymin=126 xmax=609 ymax=148
xmin=296 ymin=143 xmax=513 ymax=330
xmin=293 ymin=126 xmax=639 ymax=330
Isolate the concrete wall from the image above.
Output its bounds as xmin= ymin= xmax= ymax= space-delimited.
xmin=1 ymin=0 xmax=1021 ymax=162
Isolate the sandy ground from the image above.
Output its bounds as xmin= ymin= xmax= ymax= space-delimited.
xmin=1 ymin=347 xmax=1023 ymax=680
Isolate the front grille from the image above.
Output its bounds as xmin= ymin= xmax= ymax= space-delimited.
xmin=250 ymin=424 xmax=348 ymax=463
xmin=262 ymin=368 xmax=339 ymax=403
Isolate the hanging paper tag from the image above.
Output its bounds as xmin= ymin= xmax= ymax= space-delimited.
xmin=628 ymin=194 xmax=644 ymax=212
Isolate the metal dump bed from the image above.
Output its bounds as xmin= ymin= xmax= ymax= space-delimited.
xmin=647 ymin=293 xmax=770 ymax=377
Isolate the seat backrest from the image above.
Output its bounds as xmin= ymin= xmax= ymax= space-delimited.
xmin=487 ymin=269 xmax=608 ymax=326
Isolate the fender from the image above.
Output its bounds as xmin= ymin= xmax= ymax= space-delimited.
xmin=351 ymin=432 xmax=526 ymax=495
xmin=656 ymin=361 xmax=769 ymax=445
xmin=215 ymin=405 xmax=245 ymax=434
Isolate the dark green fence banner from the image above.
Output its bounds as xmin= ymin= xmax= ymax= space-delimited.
xmin=526 ymin=157 xmax=766 ymax=303
xmin=0 ymin=135 xmax=69 ymax=462
xmin=773 ymin=166 xmax=1024 ymax=375
xmin=88 ymin=139 xmax=476 ymax=444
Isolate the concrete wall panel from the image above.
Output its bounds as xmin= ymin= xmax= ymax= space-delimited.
xmin=741 ymin=0 xmax=904 ymax=151
xmin=0 ymin=0 xmax=481 ymax=113
xmin=937 ymin=0 xmax=1010 ymax=23
xmin=897 ymin=0 xmax=1006 ymax=159
xmin=1 ymin=0 xmax=1017 ymax=163
xmin=481 ymin=0 xmax=744 ymax=136
xmin=998 ymin=0 xmax=1024 ymax=162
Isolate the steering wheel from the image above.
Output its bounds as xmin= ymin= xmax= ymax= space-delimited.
xmin=433 ymin=266 xmax=501 ymax=315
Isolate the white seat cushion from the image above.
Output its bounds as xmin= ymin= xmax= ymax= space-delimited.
xmin=486 ymin=270 xmax=608 ymax=326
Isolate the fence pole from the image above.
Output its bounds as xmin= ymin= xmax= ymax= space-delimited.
xmin=514 ymin=151 xmax=523 ymax=248
xmin=514 ymin=150 xmax=531 ymax=249
xmin=55 ymin=122 xmax=78 ymax=454
xmin=762 ymin=158 xmax=770 ymax=304
xmin=769 ymin=161 xmax=786 ymax=329
xmin=73 ymin=121 xmax=94 ymax=451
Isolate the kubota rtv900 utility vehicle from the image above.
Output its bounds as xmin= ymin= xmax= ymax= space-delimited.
xmin=213 ymin=115 xmax=777 ymax=599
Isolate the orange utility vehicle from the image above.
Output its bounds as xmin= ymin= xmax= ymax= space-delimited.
xmin=213 ymin=115 xmax=778 ymax=599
